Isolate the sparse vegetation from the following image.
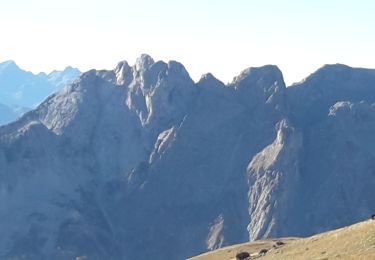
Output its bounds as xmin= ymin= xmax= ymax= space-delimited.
xmin=190 ymin=220 xmax=375 ymax=260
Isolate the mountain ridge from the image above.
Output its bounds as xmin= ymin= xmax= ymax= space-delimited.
xmin=0 ymin=55 xmax=374 ymax=260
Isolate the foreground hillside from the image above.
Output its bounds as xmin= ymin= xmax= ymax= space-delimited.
xmin=190 ymin=219 xmax=375 ymax=260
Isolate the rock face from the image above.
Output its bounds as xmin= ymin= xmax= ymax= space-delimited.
xmin=0 ymin=56 xmax=375 ymax=260
xmin=247 ymin=120 xmax=302 ymax=239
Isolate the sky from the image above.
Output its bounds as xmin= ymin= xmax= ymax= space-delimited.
xmin=0 ymin=0 xmax=374 ymax=85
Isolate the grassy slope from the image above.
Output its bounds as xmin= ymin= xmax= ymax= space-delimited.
xmin=189 ymin=220 xmax=375 ymax=260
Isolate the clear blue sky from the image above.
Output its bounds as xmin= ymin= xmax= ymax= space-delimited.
xmin=0 ymin=0 xmax=374 ymax=85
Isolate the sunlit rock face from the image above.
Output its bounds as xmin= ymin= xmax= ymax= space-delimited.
xmin=1 ymin=56 xmax=375 ymax=260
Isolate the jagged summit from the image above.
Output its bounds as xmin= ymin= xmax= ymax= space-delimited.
xmin=114 ymin=55 xmax=192 ymax=86
xmin=114 ymin=60 xmax=132 ymax=85
xmin=115 ymin=60 xmax=131 ymax=72
xmin=135 ymin=53 xmax=155 ymax=71
xmin=112 ymin=56 xmax=285 ymax=90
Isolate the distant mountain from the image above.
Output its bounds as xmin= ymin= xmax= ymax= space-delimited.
xmin=0 ymin=60 xmax=80 ymax=124
xmin=41 ymin=66 xmax=82 ymax=89
xmin=0 ymin=103 xmax=30 ymax=125
xmin=0 ymin=55 xmax=374 ymax=260
xmin=0 ymin=103 xmax=17 ymax=125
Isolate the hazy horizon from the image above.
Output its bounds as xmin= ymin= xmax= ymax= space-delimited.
xmin=1 ymin=0 xmax=374 ymax=85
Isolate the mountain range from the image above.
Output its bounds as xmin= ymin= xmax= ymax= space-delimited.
xmin=0 ymin=60 xmax=80 ymax=125
xmin=0 ymin=54 xmax=374 ymax=259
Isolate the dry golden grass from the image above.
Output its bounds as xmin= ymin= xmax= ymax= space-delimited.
xmin=189 ymin=220 xmax=375 ymax=260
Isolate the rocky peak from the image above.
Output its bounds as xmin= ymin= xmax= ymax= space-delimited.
xmin=230 ymin=65 xmax=286 ymax=113
xmin=135 ymin=54 xmax=155 ymax=72
xmin=232 ymin=65 xmax=285 ymax=90
xmin=0 ymin=60 xmax=20 ymax=73
xmin=198 ymin=73 xmax=225 ymax=87
xmin=199 ymin=72 xmax=216 ymax=81
xmin=125 ymin=56 xmax=195 ymax=129
xmin=115 ymin=60 xmax=133 ymax=85
xmin=166 ymin=60 xmax=191 ymax=80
